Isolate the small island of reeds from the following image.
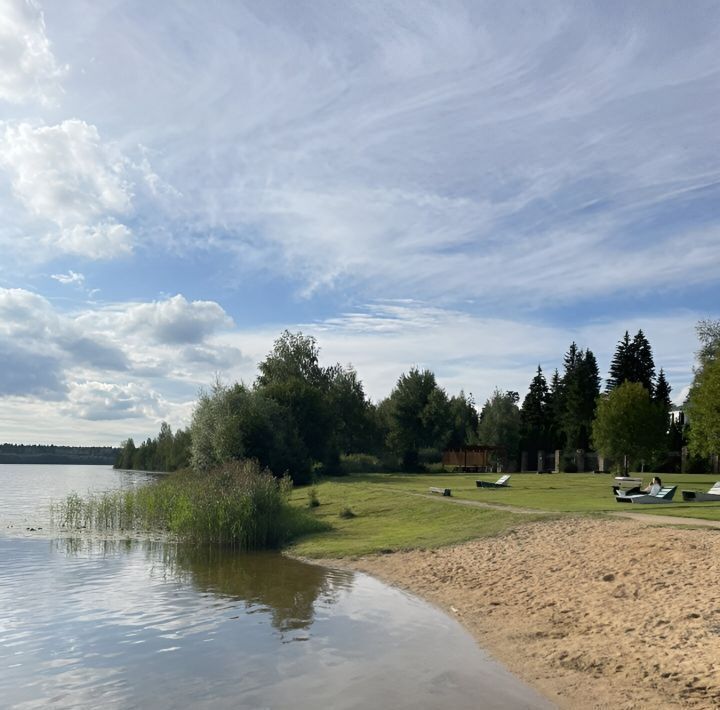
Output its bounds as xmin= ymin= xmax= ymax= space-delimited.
xmin=52 ymin=459 xmax=329 ymax=549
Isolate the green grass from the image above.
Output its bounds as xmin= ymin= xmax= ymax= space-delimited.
xmin=286 ymin=470 xmax=720 ymax=558
xmin=286 ymin=477 xmax=550 ymax=558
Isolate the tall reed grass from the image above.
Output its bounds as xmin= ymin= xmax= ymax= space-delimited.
xmin=52 ymin=460 xmax=328 ymax=549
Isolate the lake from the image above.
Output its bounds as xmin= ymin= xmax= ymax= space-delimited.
xmin=0 ymin=464 xmax=553 ymax=709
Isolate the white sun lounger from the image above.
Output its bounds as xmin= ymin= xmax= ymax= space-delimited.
xmin=682 ymin=482 xmax=720 ymax=502
xmin=476 ymin=474 xmax=511 ymax=488
xmin=615 ymin=486 xmax=677 ymax=504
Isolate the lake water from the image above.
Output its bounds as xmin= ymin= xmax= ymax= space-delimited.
xmin=0 ymin=464 xmax=553 ymax=709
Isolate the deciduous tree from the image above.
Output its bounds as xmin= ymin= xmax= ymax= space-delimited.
xmin=592 ymin=381 xmax=667 ymax=472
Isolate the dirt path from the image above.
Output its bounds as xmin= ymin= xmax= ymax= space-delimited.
xmin=410 ymin=489 xmax=720 ymax=528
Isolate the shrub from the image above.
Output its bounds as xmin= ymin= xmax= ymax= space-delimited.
xmin=338 ymin=453 xmax=386 ymax=474
xmin=307 ymin=487 xmax=320 ymax=508
xmin=338 ymin=506 xmax=356 ymax=519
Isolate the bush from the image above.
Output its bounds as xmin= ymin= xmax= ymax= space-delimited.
xmin=52 ymin=460 xmax=329 ymax=549
xmin=337 ymin=453 xmax=386 ymax=474
xmin=339 ymin=506 xmax=356 ymax=519
xmin=307 ymin=487 xmax=320 ymax=508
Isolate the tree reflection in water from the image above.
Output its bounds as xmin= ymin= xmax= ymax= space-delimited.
xmin=53 ymin=537 xmax=353 ymax=633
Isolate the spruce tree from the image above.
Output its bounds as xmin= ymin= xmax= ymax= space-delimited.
xmin=562 ymin=346 xmax=601 ymax=450
xmin=607 ymin=329 xmax=657 ymax=394
xmin=607 ymin=331 xmax=633 ymax=391
xmin=630 ymin=329 xmax=656 ymax=394
xmin=521 ymin=366 xmax=549 ymax=454
xmin=654 ymin=369 xmax=672 ymax=423
xmin=546 ymin=369 xmax=564 ymax=451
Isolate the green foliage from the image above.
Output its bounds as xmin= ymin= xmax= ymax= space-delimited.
xmin=190 ymin=382 xmax=311 ymax=483
xmin=337 ymin=453 xmax=387 ymax=474
xmin=592 ymin=381 xmax=668 ymax=469
xmin=384 ymin=368 xmax=451 ymax=469
xmin=477 ymin=389 xmax=522 ymax=466
xmin=115 ymin=424 xmax=191 ymax=472
xmin=256 ymin=330 xmax=333 ymax=465
xmin=607 ymin=329 xmax=656 ymax=394
xmin=307 ymin=487 xmax=320 ymax=508
xmin=686 ymin=352 xmax=720 ymax=458
xmin=561 ymin=345 xmax=601 ymax=450
xmin=446 ymin=391 xmax=479 ymax=449
xmin=53 ymin=460 xmax=329 ymax=548
xmin=521 ymin=365 xmax=549 ymax=453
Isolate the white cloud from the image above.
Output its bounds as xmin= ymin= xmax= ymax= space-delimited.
xmin=63 ymin=381 xmax=165 ymax=421
xmin=51 ymin=270 xmax=84 ymax=285
xmin=0 ymin=120 xmax=135 ymax=258
xmin=217 ymin=301 xmax=702 ymax=408
xmin=0 ymin=0 xmax=66 ymax=105
xmin=92 ymin=294 xmax=235 ymax=345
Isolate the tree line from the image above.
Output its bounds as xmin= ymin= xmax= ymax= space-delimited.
xmin=116 ymin=322 xmax=720 ymax=480
xmin=1 ymin=443 xmax=118 ymax=465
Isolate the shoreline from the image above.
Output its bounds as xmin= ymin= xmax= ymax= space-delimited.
xmin=316 ymin=516 xmax=720 ymax=709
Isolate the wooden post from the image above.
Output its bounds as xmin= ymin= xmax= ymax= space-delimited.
xmin=554 ymin=449 xmax=560 ymax=473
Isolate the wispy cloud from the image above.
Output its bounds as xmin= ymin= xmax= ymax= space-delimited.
xmin=0 ymin=1 xmax=717 ymax=443
xmin=51 ymin=270 xmax=84 ymax=286
xmin=0 ymin=0 xmax=66 ymax=105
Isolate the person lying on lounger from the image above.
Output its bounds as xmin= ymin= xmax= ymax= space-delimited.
xmin=614 ymin=476 xmax=661 ymax=497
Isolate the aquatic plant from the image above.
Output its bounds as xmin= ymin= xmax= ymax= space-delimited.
xmin=52 ymin=460 xmax=329 ymax=549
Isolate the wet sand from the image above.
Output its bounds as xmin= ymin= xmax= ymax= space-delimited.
xmin=334 ymin=517 xmax=720 ymax=709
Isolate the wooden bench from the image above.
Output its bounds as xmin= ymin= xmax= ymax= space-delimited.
xmin=429 ymin=487 xmax=451 ymax=497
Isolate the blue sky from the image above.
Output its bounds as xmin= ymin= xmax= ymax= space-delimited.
xmin=1 ymin=0 xmax=718 ymax=445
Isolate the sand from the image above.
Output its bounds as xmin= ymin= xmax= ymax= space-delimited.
xmin=335 ymin=517 xmax=720 ymax=709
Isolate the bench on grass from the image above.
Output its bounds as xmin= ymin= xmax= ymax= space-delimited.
xmin=429 ymin=487 xmax=451 ymax=497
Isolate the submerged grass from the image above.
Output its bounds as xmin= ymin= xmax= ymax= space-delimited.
xmin=52 ymin=460 xmax=329 ymax=549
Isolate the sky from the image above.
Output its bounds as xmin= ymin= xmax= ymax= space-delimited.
xmin=1 ymin=0 xmax=719 ymax=446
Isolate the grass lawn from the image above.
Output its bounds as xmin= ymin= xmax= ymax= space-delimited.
xmin=287 ymin=471 xmax=720 ymax=558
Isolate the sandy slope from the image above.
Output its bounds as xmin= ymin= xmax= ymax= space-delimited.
xmin=339 ymin=517 xmax=720 ymax=709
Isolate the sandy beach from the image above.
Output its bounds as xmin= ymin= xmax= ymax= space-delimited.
xmin=337 ymin=517 xmax=720 ymax=709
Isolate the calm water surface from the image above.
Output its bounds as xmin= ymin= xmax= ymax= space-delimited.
xmin=0 ymin=465 xmax=553 ymax=709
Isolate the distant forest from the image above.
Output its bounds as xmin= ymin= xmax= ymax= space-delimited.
xmin=0 ymin=444 xmax=119 ymax=465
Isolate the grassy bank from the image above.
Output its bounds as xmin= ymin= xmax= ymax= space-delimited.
xmin=285 ymin=471 xmax=720 ymax=558
xmin=286 ymin=477 xmax=550 ymax=558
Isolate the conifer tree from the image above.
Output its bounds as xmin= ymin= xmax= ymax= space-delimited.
xmin=562 ymin=345 xmax=601 ymax=450
xmin=607 ymin=329 xmax=656 ymax=394
xmin=654 ymin=369 xmax=672 ymax=426
xmin=521 ymin=366 xmax=549 ymax=454
xmin=607 ymin=331 xmax=633 ymax=391
xmin=630 ymin=329 xmax=656 ymax=394
xmin=546 ymin=368 xmax=564 ymax=450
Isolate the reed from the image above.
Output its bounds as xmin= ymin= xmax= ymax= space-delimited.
xmin=52 ymin=460 xmax=329 ymax=549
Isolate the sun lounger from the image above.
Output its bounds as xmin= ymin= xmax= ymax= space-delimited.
xmin=681 ymin=482 xmax=720 ymax=502
xmin=476 ymin=474 xmax=511 ymax=488
xmin=615 ymin=486 xmax=677 ymax=504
